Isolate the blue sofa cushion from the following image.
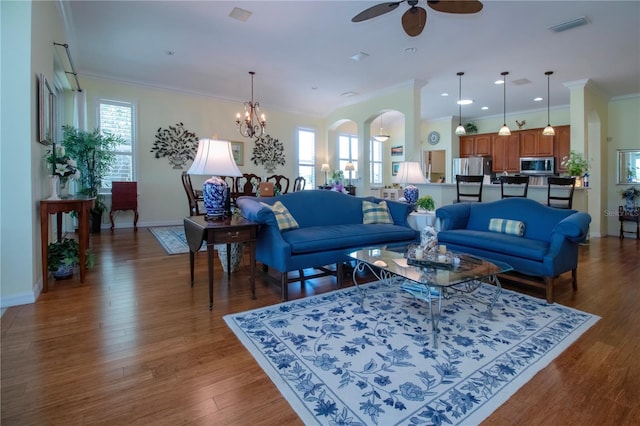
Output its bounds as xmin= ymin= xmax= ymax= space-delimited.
xmin=437 ymin=229 xmax=549 ymax=262
xmin=282 ymin=224 xmax=417 ymax=254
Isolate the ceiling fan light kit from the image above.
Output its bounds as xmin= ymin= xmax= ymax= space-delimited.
xmin=352 ymin=0 xmax=483 ymax=37
xmin=498 ymin=71 xmax=511 ymax=136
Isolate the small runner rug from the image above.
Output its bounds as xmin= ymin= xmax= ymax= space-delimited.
xmin=149 ymin=226 xmax=204 ymax=255
xmin=224 ymin=280 xmax=599 ymax=425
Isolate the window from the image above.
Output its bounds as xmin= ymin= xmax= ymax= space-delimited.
xmin=338 ymin=134 xmax=358 ymax=181
xmin=370 ymin=139 xmax=383 ymax=185
xmin=297 ymin=128 xmax=316 ymax=189
xmin=98 ymin=99 xmax=135 ymax=192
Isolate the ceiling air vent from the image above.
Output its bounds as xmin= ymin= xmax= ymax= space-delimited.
xmin=549 ymin=16 xmax=589 ymax=33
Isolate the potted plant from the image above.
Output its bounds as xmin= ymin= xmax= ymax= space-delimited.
xmin=619 ymin=186 xmax=640 ymax=211
xmin=464 ymin=123 xmax=478 ymax=134
xmin=61 ymin=125 xmax=123 ymax=233
xmin=47 ymin=238 xmax=95 ymax=279
xmin=561 ymin=150 xmax=589 ymax=178
xmin=416 ymin=195 xmax=435 ymax=212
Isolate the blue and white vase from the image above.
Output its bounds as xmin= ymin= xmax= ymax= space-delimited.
xmin=202 ymin=177 xmax=228 ymax=218
xmin=625 ymin=196 xmax=636 ymax=211
xmin=404 ymin=185 xmax=419 ymax=205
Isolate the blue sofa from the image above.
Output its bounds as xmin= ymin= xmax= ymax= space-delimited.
xmin=436 ymin=198 xmax=591 ymax=303
xmin=237 ymin=190 xmax=418 ymax=300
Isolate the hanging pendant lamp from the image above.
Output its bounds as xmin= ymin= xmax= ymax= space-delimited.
xmin=542 ymin=71 xmax=556 ymax=136
xmin=455 ymin=72 xmax=466 ymax=136
xmin=373 ymin=113 xmax=390 ymax=142
xmin=498 ymin=71 xmax=511 ymax=136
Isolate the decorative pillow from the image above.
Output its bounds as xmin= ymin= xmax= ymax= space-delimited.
xmin=489 ymin=218 xmax=525 ymax=237
xmin=363 ymin=200 xmax=393 ymax=224
xmin=260 ymin=201 xmax=299 ymax=231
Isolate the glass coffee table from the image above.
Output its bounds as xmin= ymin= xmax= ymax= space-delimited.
xmin=347 ymin=244 xmax=512 ymax=348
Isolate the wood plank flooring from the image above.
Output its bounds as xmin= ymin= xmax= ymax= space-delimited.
xmin=1 ymin=229 xmax=639 ymax=425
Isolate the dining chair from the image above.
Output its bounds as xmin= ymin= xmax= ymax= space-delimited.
xmin=266 ymin=174 xmax=290 ymax=194
xmin=181 ymin=172 xmax=204 ymax=216
xmin=293 ymin=176 xmax=306 ymax=192
xmin=236 ymin=173 xmax=261 ymax=197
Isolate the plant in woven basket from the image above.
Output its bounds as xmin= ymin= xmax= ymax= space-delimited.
xmin=251 ymin=134 xmax=285 ymax=173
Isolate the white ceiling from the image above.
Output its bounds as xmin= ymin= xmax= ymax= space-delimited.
xmin=61 ymin=1 xmax=640 ymax=124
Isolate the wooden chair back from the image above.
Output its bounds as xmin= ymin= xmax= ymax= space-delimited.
xmin=293 ymin=176 xmax=306 ymax=192
xmin=547 ymin=176 xmax=576 ymax=209
xmin=455 ymin=175 xmax=484 ymax=202
xmin=181 ymin=172 xmax=204 ymax=216
xmin=235 ymin=173 xmax=261 ymax=197
xmin=500 ymin=175 xmax=530 ymax=199
xmin=266 ymin=174 xmax=290 ymax=194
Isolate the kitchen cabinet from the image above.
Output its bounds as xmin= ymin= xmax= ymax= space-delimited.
xmin=459 ymin=135 xmax=491 ymax=157
xmin=519 ymin=130 xmax=554 ymax=157
xmin=492 ymin=134 xmax=520 ymax=173
xmin=554 ymin=125 xmax=571 ymax=173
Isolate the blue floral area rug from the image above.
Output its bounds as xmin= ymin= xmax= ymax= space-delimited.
xmin=224 ymin=280 xmax=599 ymax=425
xmin=149 ymin=226 xmax=204 ymax=255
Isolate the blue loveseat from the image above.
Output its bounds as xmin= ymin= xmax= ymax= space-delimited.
xmin=436 ymin=198 xmax=591 ymax=303
xmin=237 ymin=190 xmax=418 ymax=300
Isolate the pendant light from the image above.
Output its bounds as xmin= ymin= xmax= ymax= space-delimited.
xmin=542 ymin=71 xmax=556 ymax=136
xmin=498 ymin=71 xmax=511 ymax=136
xmin=455 ymin=71 xmax=466 ymax=136
xmin=373 ymin=113 xmax=390 ymax=142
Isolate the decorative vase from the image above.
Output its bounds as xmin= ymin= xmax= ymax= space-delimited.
xmin=47 ymin=175 xmax=61 ymax=200
xmin=625 ymin=196 xmax=636 ymax=211
xmin=59 ymin=177 xmax=69 ymax=198
xmin=53 ymin=263 xmax=74 ymax=279
xmin=203 ymin=177 xmax=227 ymax=218
xmin=404 ymin=185 xmax=419 ymax=205
xmin=216 ymin=243 xmax=243 ymax=273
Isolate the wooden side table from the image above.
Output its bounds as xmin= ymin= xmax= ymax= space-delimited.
xmin=619 ymin=206 xmax=640 ymax=239
xmin=40 ymin=197 xmax=95 ymax=292
xmin=183 ymin=216 xmax=258 ymax=310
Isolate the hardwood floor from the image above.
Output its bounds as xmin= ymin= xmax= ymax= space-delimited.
xmin=1 ymin=229 xmax=639 ymax=425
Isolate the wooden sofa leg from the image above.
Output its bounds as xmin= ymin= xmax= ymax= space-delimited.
xmin=571 ymin=268 xmax=578 ymax=290
xmin=281 ymin=272 xmax=289 ymax=301
xmin=299 ymin=270 xmax=305 ymax=286
xmin=336 ymin=262 xmax=344 ymax=288
xmin=544 ymin=276 xmax=555 ymax=304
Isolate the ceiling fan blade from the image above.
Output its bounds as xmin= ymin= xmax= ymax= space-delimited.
xmin=402 ymin=6 xmax=427 ymax=37
xmin=352 ymin=2 xmax=402 ymax=23
xmin=427 ymin=0 xmax=483 ymax=14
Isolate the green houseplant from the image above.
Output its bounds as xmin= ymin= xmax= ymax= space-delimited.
xmin=416 ymin=195 xmax=435 ymax=212
xmin=47 ymin=238 xmax=95 ymax=279
xmin=561 ymin=150 xmax=589 ymax=177
xmin=61 ymin=125 xmax=123 ymax=232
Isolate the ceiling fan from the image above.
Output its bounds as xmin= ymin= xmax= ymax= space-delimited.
xmin=352 ymin=0 xmax=483 ymax=37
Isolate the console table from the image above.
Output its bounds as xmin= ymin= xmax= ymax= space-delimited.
xmin=183 ymin=216 xmax=258 ymax=310
xmin=619 ymin=206 xmax=640 ymax=239
xmin=40 ymin=197 xmax=95 ymax=292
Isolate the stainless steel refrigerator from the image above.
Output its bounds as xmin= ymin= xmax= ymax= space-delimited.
xmin=452 ymin=157 xmax=493 ymax=177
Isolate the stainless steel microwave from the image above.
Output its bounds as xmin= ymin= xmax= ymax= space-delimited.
xmin=520 ymin=157 xmax=555 ymax=175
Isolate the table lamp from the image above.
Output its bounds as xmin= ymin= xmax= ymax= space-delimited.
xmin=321 ymin=163 xmax=330 ymax=186
xmin=187 ymin=138 xmax=242 ymax=220
xmin=393 ymin=161 xmax=428 ymax=205
xmin=345 ymin=162 xmax=355 ymax=186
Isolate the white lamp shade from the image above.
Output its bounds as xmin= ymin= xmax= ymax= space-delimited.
xmin=321 ymin=163 xmax=330 ymax=172
xmin=345 ymin=163 xmax=355 ymax=172
xmin=393 ymin=161 xmax=428 ymax=185
xmin=187 ymin=138 xmax=242 ymax=177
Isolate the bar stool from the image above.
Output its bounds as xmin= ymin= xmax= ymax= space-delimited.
xmin=547 ymin=177 xmax=576 ymax=209
xmin=500 ymin=175 xmax=530 ymax=199
xmin=455 ymin=175 xmax=484 ymax=203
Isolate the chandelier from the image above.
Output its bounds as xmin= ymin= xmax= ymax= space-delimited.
xmin=236 ymin=71 xmax=266 ymax=139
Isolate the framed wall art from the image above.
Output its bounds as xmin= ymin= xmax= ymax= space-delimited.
xmin=391 ymin=145 xmax=403 ymax=156
xmin=38 ymin=73 xmax=54 ymax=145
xmin=392 ymin=161 xmax=400 ymax=176
xmin=231 ymin=141 xmax=244 ymax=166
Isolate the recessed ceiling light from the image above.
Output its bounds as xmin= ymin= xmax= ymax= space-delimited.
xmin=457 ymin=99 xmax=474 ymax=105
xmin=165 ymin=50 xmax=175 ymax=56
xmin=229 ymin=7 xmax=252 ymax=22
xmin=441 ymin=93 xmax=449 ymax=97
xmin=341 ymin=91 xmax=358 ymax=97
xmin=312 ymin=86 xmax=318 ymax=90
xmin=404 ymin=47 xmax=417 ymax=53
xmin=481 ymin=106 xmax=489 ymax=110
xmin=351 ymin=51 xmax=370 ymax=61
xmin=534 ymin=97 xmax=543 ymax=102
xmin=495 ymin=80 xmax=504 ymax=85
